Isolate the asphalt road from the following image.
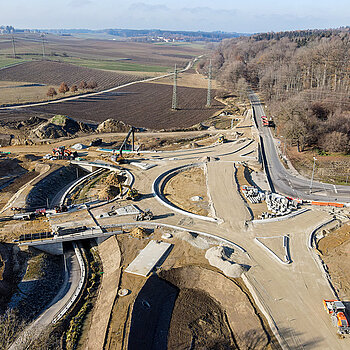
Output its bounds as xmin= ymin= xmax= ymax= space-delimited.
xmin=8 ymin=109 xmax=350 ymax=349
xmin=9 ymin=249 xmax=81 ymax=349
xmin=250 ymin=92 xmax=350 ymax=203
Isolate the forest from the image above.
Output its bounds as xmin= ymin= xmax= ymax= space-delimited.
xmin=206 ymin=28 xmax=350 ymax=153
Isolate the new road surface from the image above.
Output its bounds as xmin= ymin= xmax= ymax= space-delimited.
xmin=250 ymin=92 xmax=350 ymax=203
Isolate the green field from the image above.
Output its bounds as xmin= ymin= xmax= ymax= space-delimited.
xmin=0 ymin=56 xmax=28 ymax=69
xmin=59 ymin=56 xmax=170 ymax=72
xmin=154 ymin=41 xmax=208 ymax=50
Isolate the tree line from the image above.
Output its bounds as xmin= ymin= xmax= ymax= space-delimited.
xmin=205 ymin=28 xmax=350 ymax=153
xmin=47 ymin=80 xmax=98 ymax=98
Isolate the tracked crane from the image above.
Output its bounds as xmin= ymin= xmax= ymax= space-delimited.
xmin=111 ymin=126 xmax=136 ymax=164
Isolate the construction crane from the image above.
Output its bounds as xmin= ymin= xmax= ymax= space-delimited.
xmin=111 ymin=127 xmax=136 ymax=164
xmin=323 ymin=299 xmax=350 ymax=334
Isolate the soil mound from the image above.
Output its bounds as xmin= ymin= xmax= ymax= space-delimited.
xmin=159 ymin=266 xmax=270 ymax=350
xmin=97 ymin=119 xmax=131 ymax=133
xmin=128 ymin=275 xmax=178 ymax=350
xmin=0 ymin=134 xmax=11 ymax=147
xmin=31 ymin=115 xmax=91 ymax=139
xmin=205 ymin=246 xmax=247 ymax=278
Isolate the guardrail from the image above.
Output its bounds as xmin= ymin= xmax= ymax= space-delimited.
xmin=60 ymin=169 xmax=103 ymax=206
xmin=18 ymin=228 xmax=122 ymax=245
xmin=52 ymin=242 xmax=86 ymax=324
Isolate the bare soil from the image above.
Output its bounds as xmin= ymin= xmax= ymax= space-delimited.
xmin=148 ymin=71 xmax=218 ymax=89
xmin=164 ymin=167 xmax=210 ymax=216
xmin=1 ymin=83 xmax=224 ymax=130
xmin=0 ymin=81 xmax=61 ymax=106
xmin=0 ymin=34 xmax=203 ymax=67
xmin=0 ymin=61 xmax=142 ymax=94
xmin=317 ymin=222 xmax=350 ymax=299
xmin=105 ymin=229 xmax=278 ymax=350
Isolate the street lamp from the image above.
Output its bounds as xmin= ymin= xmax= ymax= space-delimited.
xmin=310 ymin=156 xmax=317 ymax=194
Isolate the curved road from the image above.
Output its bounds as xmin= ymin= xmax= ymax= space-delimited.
xmin=250 ymin=92 xmax=350 ymax=202
xmin=9 ymin=249 xmax=81 ymax=349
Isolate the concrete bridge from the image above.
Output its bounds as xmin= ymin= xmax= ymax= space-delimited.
xmin=70 ymin=160 xmax=121 ymax=173
xmin=19 ymin=227 xmax=122 ymax=254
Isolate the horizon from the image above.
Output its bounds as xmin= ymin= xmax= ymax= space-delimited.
xmin=1 ymin=0 xmax=350 ymax=33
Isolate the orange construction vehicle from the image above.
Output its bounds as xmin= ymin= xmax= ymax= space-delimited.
xmin=323 ymin=299 xmax=350 ymax=334
xmin=52 ymin=146 xmax=77 ymax=160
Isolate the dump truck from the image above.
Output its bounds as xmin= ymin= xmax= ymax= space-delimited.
xmin=323 ymin=299 xmax=350 ymax=334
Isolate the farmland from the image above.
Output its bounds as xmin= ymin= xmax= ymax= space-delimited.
xmin=0 ymin=33 xmax=206 ymax=71
xmin=0 ymin=61 xmax=143 ymax=91
xmin=12 ymin=82 xmax=223 ymax=129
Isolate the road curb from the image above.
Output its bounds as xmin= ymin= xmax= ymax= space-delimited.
xmin=254 ymin=236 xmax=291 ymax=265
xmin=251 ymin=208 xmax=309 ymax=224
xmin=242 ymin=274 xmax=289 ymax=350
xmin=152 ymin=163 xmax=219 ymax=223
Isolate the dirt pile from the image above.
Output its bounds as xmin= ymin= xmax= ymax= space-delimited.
xmin=166 ymin=287 xmax=235 ymax=349
xmin=97 ymin=119 xmax=131 ymax=133
xmin=205 ymin=246 xmax=247 ymax=278
xmin=0 ymin=134 xmax=11 ymax=147
xmin=159 ymin=266 xmax=271 ymax=350
xmin=317 ymin=222 xmax=350 ymax=299
xmin=31 ymin=115 xmax=92 ymax=139
xmin=128 ymin=275 xmax=178 ymax=350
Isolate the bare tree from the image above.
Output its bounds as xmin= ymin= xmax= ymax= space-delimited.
xmin=70 ymin=84 xmax=78 ymax=93
xmin=46 ymin=87 xmax=57 ymax=98
xmin=78 ymin=80 xmax=87 ymax=90
xmin=86 ymin=81 xmax=98 ymax=90
xmin=58 ymin=82 xmax=69 ymax=94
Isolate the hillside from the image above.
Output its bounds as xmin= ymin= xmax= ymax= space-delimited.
xmin=207 ymin=29 xmax=350 ymax=155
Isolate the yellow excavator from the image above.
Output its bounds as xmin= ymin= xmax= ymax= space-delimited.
xmin=218 ymin=134 xmax=227 ymax=144
xmin=118 ymin=183 xmax=140 ymax=200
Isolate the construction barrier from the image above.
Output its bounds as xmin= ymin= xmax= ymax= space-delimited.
xmin=311 ymin=201 xmax=344 ymax=208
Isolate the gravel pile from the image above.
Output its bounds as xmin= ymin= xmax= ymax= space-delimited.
xmin=205 ymin=246 xmax=246 ymax=278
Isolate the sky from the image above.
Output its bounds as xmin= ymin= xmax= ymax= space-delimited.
xmin=1 ymin=0 xmax=349 ymax=33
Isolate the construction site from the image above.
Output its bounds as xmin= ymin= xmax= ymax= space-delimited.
xmin=0 ymin=59 xmax=350 ymax=350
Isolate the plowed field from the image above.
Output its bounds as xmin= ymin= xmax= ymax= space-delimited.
xmin=14 ymin=83 xmax=223 ymax=129
xmin=0 ymin=61 xmax=141 ymax=90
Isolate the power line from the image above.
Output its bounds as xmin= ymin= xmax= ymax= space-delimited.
xmin=172 ymin=64 xmax=178 ymax=110
xmin=41 ymin=34 xmax=46 ymax=60
xmin=11 ymin=36 xmax=16 ymax=59
xmin=206 ymin=59 xmax=212 ymax=107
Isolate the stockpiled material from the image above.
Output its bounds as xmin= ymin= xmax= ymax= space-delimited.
xmin=205 ymin=246 xmax=245 ymax=278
